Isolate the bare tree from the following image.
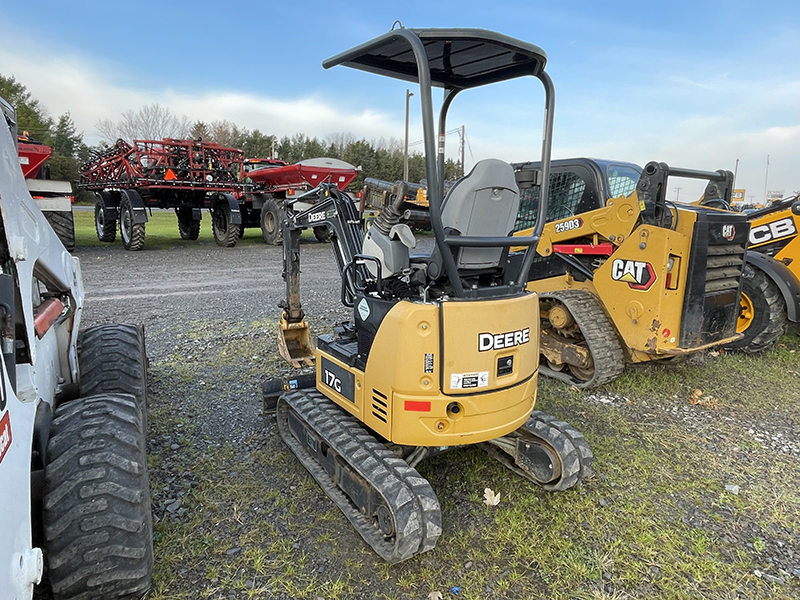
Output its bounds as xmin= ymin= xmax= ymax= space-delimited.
xmin=96 ymin=103 xmax=191 ymax=143
xmin=325 ymin=132 xmax=356 ymax=157
xmin=207 ymin=120 xmax=246 ymax=148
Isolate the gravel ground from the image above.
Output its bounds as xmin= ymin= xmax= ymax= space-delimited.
xmin=63 ymin=237 xmax=800 ymax=599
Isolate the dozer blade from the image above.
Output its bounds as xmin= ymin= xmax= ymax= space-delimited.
xmin=277 ymin=316 xmax=315 ymax=367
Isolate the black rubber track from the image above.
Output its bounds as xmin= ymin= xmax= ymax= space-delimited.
xmin=119 ymin=196 xmax=145 ymax=251
xmin=538 ymin=289 xmax=626 ymax=388
xmin=723 ymin=265 xmax=787 ymax=354
xmin=176 ymin=207 xmax=200 ymax=240
xmin=277 ymin=390 xmax=442 ymax=563
xmin=43 ymin=393 xmax=153 ymax=600
xmin=484 ymin=410 xmax=593 ymax=492
xmin=44 ymin=211 xmax=76 ymax=252
xmin=78 ymin=324 xmax=147 ymax=428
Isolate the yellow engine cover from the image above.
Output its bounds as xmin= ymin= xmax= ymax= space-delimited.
xmin=316 ymin=293 xmax=540 ymax=447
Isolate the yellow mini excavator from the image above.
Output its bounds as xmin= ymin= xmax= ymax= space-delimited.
xmin=263 ymin=27 xmax=592 ymax=563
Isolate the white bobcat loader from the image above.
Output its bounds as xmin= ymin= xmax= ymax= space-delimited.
xmin=0 ymin=98 xmax=153 ymax=599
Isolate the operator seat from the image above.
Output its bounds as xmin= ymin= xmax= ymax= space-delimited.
xmin=423 ymin=158 xmax=520 ymax=281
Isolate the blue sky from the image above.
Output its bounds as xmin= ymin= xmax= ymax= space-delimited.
xmin=2 ymin=1 xmax=798 ymax=202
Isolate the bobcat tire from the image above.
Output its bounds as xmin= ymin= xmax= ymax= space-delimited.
xmin=724 ymin=265 xmax=787 ymax=354
xmin=43 ymin=393 xmax=153 ymax=600
xmin=44 ymin=210 xmax=76 ymax=252
xmin=260 ymin=199 xmax=284 ymax=245
xmin=78 ymin=324 xmax=148 ymax=427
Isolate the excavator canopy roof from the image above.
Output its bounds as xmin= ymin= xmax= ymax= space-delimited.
xmin=322 ymin=28 xmax=547 ymax=90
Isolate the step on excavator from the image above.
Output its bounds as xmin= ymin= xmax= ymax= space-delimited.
xmin=510 ymin=158 xmax=750 ymax=387
xmin=263 ymin=27 xmax=593 ymax=563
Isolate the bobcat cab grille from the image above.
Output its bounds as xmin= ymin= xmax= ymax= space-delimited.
xmin=704 ymin=245 xmax=745 ymax=293
xmin=372 ymin=389 xmax=388 ymax=424
xmin=679 ymin=209 xmax=749 ymax=348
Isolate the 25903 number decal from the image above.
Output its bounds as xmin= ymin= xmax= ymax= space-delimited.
xmin=554 ymin=218 xmax=583 ymax=234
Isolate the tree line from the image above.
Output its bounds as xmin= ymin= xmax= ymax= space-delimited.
xmin=1 ymin=74 xmax=462 ymax=198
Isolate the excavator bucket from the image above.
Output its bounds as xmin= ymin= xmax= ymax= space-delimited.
xmin=277 ymin=315 xmax=315 ymax=367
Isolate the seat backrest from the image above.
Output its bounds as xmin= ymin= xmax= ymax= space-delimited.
xmin=440 ymin=158 xmax=520 ymax=270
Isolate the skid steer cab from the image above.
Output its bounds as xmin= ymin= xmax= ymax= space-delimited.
xmin=0 ymin=97 xmax=153 ymax=600
xmin=511 ymin=158 xmax=750 ymax=388
xmin=263 ymin=27 xmax=595 ymax=564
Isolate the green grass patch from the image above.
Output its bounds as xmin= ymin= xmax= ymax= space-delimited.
xmin=143 ymin=313 xmax=800 ymax=599
xmin=73 ymin=209 xmax=317 ymax=250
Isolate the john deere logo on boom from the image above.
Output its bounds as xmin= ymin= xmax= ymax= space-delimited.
xmin=611 ymin=259 xmax=656 ymax=291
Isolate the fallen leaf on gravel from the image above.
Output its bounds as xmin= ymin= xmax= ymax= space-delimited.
xmin=427 ymin=592 xmax=443 ymax=600
xmin=709 ymin=350 xmax=720 ymax=357
xmin=483 ymin=487 xmax=500 ymax=506
xmin=688 ymin=389 xmax=718 ymax=408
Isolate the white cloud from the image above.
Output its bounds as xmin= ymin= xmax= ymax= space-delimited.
xmin=2 ymin=24 xmax=797 ymax=203
xmin=0 ymin=35 xmax=402 ymax=146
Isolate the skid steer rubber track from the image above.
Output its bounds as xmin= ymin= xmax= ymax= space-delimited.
xmin=538 ymin=289 xmax=625 ymax=388
xmin=484 ymin=410 xmax=593 ymax=491
xmin=277 ymin=389 xmax=441 ymax=563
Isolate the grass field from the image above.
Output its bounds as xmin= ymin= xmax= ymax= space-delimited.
xmin=142 ymin=321 xmax=800 ymax=600
xmin=73 ymin=209 xmax=280 ymax=249
xmin=73 ymin=208 xmax=322 ymax=250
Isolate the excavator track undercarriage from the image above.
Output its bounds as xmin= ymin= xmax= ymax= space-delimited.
xmin=538 ymin=289 xmax=625 ymax=388
xmin=483 ymin=410 xmax=594 ymax=491
xmin=276 ymin=389 xmax=442 ymax=563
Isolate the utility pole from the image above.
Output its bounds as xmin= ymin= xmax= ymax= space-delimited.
xmin=675 ymin=187 xmax=682 ymax=202
xmin=763 ymin=154 xmax=770 ymax=204
xmin=403 ymin=89 xmax=413 ymax=181
xmin=460 ymin=125 xmax=465 ymax=177
xmin=733 ymin=158 xmax=739 ymax=189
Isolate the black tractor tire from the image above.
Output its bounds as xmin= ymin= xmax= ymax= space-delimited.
xmin=176 ymin=206 xmax=200 ymax=240
xmin=723 ymin=266 xmax=788 ymax=353
xmin=43 ymin=393 xmax=153 ymax=600
xmin=237 ymin=223 xmax=245 ymax=239
xmin=211 ymin=200 xmax=238 ymax=247
xmin=260 ymin=199 xmax=284 ymax=245
xmin=44 ymin=211 xmax=76 ymax=252
xmin=313 ymin=225 xmax=332 ymax=243
xmin=119 ymin=196 xmax=145 ymax=251
xmin=78 ymin=324 xmax=148 ymax=426
xmin=94 ymin=198 xmax=116 ymax=243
